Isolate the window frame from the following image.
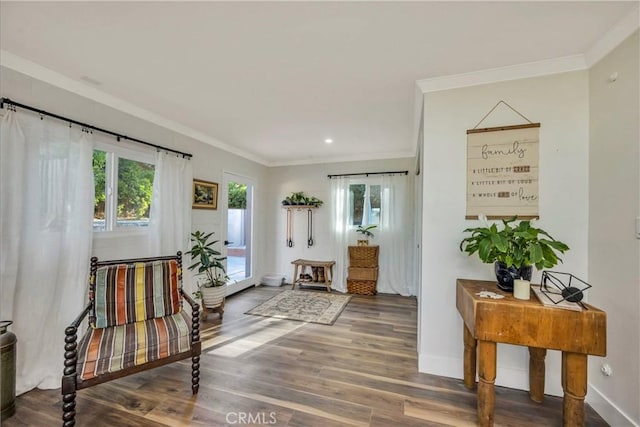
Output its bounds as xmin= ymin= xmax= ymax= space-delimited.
xmin=93 ymin=140 xmax=156 ymax=236
xmin=348 ymin=178 xmax=382 ymax=228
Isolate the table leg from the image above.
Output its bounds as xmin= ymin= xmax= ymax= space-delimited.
xmin=562 ymin=352 xmax=587 ymax=427
xmin=463 ymin=324 xmax=477 ymax=389
xmin=528 ymin=347 xmax=547 ymax=403
xmin=477 ymin=340 xmax=496 ymax=427
xmin=561 ymin=351 xmax=567 ymax=390
xmin=323 ymin=266 xmax=331 ymax=292
xmin=291 ymin=264 xmax=299 ymax=290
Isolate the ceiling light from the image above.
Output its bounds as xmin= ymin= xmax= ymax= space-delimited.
xmin=324 ymin=138 xmax=333 ymax=144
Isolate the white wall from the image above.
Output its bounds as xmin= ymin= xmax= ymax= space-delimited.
xmin=420 ymin=70 xmax=590 ymax=397
xmin=588 ymin=31 xmax=640 ymax=426
xmin=1 ymin=67 xmax=269 ymax=291
xmin=266 ymin=158 xmax=415 ymax=284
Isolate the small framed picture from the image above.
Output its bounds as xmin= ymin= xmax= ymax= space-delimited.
xmin=192 ymin=179 xmax=218 ymax=210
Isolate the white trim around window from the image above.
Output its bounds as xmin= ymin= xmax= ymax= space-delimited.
xmin=93 ymin=139 xmax=156 ymax=236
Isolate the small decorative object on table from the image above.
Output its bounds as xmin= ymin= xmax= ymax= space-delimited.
xmin=539 ymin=271 xmax=592 ymax=307
xmin=460 ymin=216 xmax=569 ymax=292
xmin=513 ymin=279 xmax=531 ymax=300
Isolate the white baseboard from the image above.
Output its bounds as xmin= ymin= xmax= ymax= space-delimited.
xmin=419 ymin=354 xmax=639 ymax=424
xmin=587 ymin=384 xmax=639 ymax=427
xmin=418 ymin=353 xmax=562 ymax=397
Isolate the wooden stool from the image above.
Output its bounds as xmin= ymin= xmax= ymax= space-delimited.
xmin=291 ymin=259 xmax=335 ymax=292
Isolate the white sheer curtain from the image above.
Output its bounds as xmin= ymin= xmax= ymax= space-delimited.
xmin=330 ymin=173 xmax=415 ymax=296
xmin=148 ymin=152 xmax=193 ymax=288
xmin=0 ymin=109 xmax=94 ymax=394
xmin=377 ymin=174 xmax=415 ymax=296
xmin=330 ymin=177 xmax=351 ymax=292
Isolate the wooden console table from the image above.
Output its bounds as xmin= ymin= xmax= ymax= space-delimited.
xmin=291 ymin=259 xmax=335 ymax=292
xmin=456 ymin=279 xmax=606 ymax=427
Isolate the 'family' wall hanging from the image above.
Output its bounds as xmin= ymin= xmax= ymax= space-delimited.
xmin=466 ymin=100 xmax=540 ymax=220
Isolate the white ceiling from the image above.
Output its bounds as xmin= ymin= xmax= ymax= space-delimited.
xmin=0 ymin=2 xmax=637 ymax=166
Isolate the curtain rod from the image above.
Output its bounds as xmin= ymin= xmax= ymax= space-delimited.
xmin=0 ymin=97 xmax=193 ymax=159
xmin=327 ymin=170 xmax=408 ymax=179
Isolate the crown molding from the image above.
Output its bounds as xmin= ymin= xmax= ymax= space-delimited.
xmin=417 ymin=54 xmax=587 ymax=94
xmin=417 ymin=6 xmax=639 ymax=94
xmin=0 ymin=50 xmax=269 ymax=166
xmin=584 ymin=5 xmax=639 ymax=67
xmin=267 ymin=150 xmax=415 ymax=168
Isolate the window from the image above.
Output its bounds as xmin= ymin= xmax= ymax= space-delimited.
xmin=349 ymin=182 xmax=381 ymax=226
xmin=93 ymin=143 xmax=155 ymax=232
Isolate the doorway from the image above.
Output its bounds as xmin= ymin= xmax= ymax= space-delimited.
xmin=223 ymin=172 xmax=255 ymax=295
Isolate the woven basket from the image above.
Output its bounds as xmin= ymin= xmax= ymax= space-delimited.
xmin=348 ymin=267 xmax=378 ymax=281
xmin=347 ymin=279 xmax=377 ymax=295
xmin=348 ymin=246 xmax=379 ymax=268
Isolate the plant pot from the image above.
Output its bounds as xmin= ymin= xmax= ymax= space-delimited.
xmin=494 ymin=262 xmax=532 ymax=292
xmin=357 ymin=239 xmax=369 ymax=246
xmin=201 ymin=285 xmax=226 ymax=309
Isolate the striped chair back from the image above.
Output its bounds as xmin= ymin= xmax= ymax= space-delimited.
xmin=90 ymin=257 xmax=182 ymax=328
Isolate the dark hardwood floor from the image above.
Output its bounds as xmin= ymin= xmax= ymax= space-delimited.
xmin=5 ymin=285 xmax=608 ymax=426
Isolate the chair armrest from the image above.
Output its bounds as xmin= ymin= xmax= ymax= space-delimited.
xmin=180 ymin=289 xmax=201 ymax=345
xmin=181 ymin=289 xmax=199 ymax=311
xmin=69 ymin=303 xmax=92 ymax=329
xmin=62 ymin=302 xmax=92 ymax=394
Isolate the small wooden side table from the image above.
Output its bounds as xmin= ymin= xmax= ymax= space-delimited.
xmin=291 ymin=259 xmax=335 ymax=292
xmin=456 ymin=278 xmax=606 ymax=427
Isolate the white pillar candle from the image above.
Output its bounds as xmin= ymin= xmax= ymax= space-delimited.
xmin=513 ymin=279 xmax=531 ymax=300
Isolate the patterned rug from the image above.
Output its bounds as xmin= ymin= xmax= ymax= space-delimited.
xmin=245 ymin=290 xmax=351 ymax=325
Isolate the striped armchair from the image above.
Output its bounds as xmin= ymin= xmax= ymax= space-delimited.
xmin=61 ymin=253 xmax=201 ymax=427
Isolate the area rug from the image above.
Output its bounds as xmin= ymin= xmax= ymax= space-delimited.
xmin=245 ymin=290 xmax=351 ymax=325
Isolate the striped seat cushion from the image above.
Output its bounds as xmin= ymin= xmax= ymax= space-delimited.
xmin=77 ymin=310 xmax=192 ymax=381
xmin=93 ymin=260 xmax=181 ymax=328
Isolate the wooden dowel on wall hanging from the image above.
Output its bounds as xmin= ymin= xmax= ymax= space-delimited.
xmin=467 ymin=123 xmax=541 ymax=135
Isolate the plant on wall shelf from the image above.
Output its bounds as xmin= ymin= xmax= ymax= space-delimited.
xmin=281 ymin=191 xmax=323 ymax=207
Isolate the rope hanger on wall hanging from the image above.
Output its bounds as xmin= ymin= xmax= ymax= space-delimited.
xmin=468 ymin=100 xmax=540 ymax=134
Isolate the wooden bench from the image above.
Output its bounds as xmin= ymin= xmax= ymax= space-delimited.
xmin=291 ymin=259 xmax=335 ymax=292
xmin=61 ymin=252 xmax=201 ymax=426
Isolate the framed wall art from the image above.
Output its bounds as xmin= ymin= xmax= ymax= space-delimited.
xmin=466 ymin=123 xmax=540 ymax=219
xmin=192 ymin=179 xmax=218 ymax=210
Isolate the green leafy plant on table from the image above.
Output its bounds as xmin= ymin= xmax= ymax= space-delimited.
xmin=459 ymin=216 xmax=569 ymax=291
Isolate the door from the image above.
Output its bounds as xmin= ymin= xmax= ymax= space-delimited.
xmin=222 ymin=172 xmax=255 ymax=295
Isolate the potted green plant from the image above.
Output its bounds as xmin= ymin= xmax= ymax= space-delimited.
xmin=355 ymin=224 xmax=377 ymax=246
xmin=186 ymin=231 xmax=228 ymax=317
xmin=459 ymin=216 xmax=569 ymax=291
